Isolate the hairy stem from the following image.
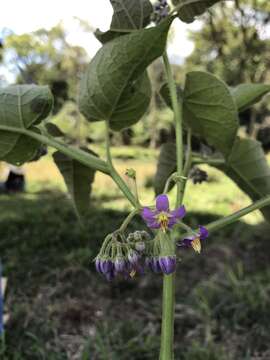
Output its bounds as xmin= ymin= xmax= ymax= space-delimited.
xmin=160 ymin=51 xmax=185 ymax=360
xmin=0 ymin=125 xmax=109 ymax=174
xmin=206 ymin=195 xmax=270 ymax=233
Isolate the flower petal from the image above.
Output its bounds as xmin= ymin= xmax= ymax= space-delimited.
xmin=156 ymin=194 xmax=169 ymax=212
xmin=199 ymin=225 xmax=209 ymax=240
xmin=170 ymin=205 xmax=186 ymax=220
xmin=180 ymin=237 xmax=193 ymax=247
xmin=147 ymin=220 xmax=160 ymax=229
xmin=141 ymin=207 xmax=156 ymax=222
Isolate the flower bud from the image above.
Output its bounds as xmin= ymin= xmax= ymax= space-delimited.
xmin=159 ymin=256 xmax=176 ymax=275
xmin=100 ymin=259 xmax=114 ymax=274
xmin=95 ymin=258 xmax=102 ymax=274
xmin=127 ymin=250 xmax=140 ymax=265
xmin=114 ymin=257 xmax=126 ymax=273
xmin=135 ymin=241 xmax=145 ymax=252
xmin=125 ymin=168 xmax=136 ymax=180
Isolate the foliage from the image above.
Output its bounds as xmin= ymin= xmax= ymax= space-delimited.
xmin=3 ymin=23 xmax=89 ymax=112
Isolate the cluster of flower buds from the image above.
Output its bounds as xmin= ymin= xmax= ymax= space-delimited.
xmin=95 ymin=231 xmax=149 ymax=281
xmin=94 ymin=229 xmax=178 ymax=281
xmin=152 ymin=0 xmax=170 ymax=24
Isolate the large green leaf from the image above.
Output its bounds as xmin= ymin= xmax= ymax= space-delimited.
xmin=172 ymin=0 xmax=222 ymax=23
xmin=78 ymin=18 xmax=172 ymax=130
xmin=183 ymin=71 xmax=239 ymax=158
xmin=110 ymin=0 xmax=153 ymax=31
xmin=109 ymin=72 xmax=151 ymax=131
xmin=53 ymin=149 xmax=96 ymax=218
xmin=154 ymin=142 xmax=176 ymax=195
xmin=231 ymin=84 xmax=270 ymax=113
xmin=217 ymin=138 xmax=270 ymax=221
xmin=0 ymin=85 xmax=53 ymax=164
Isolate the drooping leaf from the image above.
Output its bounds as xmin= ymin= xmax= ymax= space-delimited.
xmin=78 ymin=18 xmax=172 ymax=129
xmin=0 ymin=85 xmax=53 ymax=128
xmin=0 ymin=129 xmax=41 ymax=165
xmin=231 ymin=84 xmax=270 ymax=113
xmin=0 ymin=85 xmax=53 ymax=164
xmin=183 ymin=71 xmax=239 ymax=158
xmin=45 ymin=122 xmax=64 ymax=137
xmin=217 ymin=138 xmax=270 ymax=222
xmin=172 ymin=0 xmax=222 ymax=23
xmin=110 ymin=0 xmax=153 ymax=31
xmin=53 ymin=148 xmax=97 ymax=218
xmin=154 ymin=142 xmax=177 ymax=195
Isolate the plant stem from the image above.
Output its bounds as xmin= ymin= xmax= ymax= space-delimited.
xmin=0 ymin=125 xmax=109 ymax=174
xmin=160 ymin=51 xmax=185 ymax=360
xmin=178 ymin=128 xmax=192 ymax=204
xmin=206 ymin=195 xmax=270 ymax=233
xmin=119 ymin=209 xmax=139 ymax=232
xmin=163 ymin=52 xmax=183 ymax=206
xmin=160 ymin=273 xmax=176 ymax=360
xmin=177 ymin=195 xmax=270 ymax=243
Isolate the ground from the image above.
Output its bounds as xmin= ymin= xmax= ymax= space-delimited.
xmin=0 ymin=148 xmax=270 ymax=360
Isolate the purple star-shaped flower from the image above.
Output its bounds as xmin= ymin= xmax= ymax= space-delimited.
xmin=141 ymin=194 xmax=186 ymax=232
xmin=180 ymin=225 xmax=209 ymax=253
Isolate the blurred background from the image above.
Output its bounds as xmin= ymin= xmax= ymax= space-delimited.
xmin=0 ymin=0 xmax=270 ymax=359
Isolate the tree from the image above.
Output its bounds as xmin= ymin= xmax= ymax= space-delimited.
xmin=2 ymin=23 xmax=89 ymax=113
xmin=184 ymin=0 xmax=270 ymax=142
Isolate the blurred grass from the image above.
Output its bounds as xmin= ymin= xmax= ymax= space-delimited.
xmin=0 ymin=146 xmax=269 ymax=359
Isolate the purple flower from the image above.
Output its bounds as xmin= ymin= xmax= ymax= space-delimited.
xmin=145 ymin=257 xmax=163 ymax=273
xmin=141 ymin=194 xmax=186 ymax=232
xmin=114 ymin=257 xmax=127 ymax=273
xmin=181 ymin=226 xmax=209 ymax=254
xmin=159 ymin=256 xmax=176 ymax=275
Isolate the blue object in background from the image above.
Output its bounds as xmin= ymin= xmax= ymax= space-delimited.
xmin=0 ymin=261 xmax=4 ymax=334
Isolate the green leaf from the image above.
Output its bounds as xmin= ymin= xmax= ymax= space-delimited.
xmin=110 ymin=0 xmax=153 ymax=31
xmin=78 ymin=18 xmax=172 ymax=129
xmin=0 ymin=129 xmax=41 ymax=165
xmin=0 ymin=85 xmax=53 ymax=164
xmin=231 ymin=84 xmax=270 ymax=113
xmin=109 ymin=72 xmax=151 ymax=131
xmin=217 ymin=138 xmax=270 ymax=222
xmin=53 ymin=148 xmax=97 ymax=218
xmin=154 ymin=142 xmax=176 ymax=195
xmin=183 ymin=71 xmax=239 ymax=158
xmin=173 ymin=0 xmax=222 ymax=23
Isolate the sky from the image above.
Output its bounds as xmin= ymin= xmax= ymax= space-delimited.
xmin=0 ymin=0 xmax=201 ymax=82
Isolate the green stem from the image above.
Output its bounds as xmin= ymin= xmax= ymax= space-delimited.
xmin=177 ymin=195 xmax=270 ymax=243
xmin=0 ymin=125 xmax=109 ymax=174
xmin=119 ymin=209 xmax=139 ymax=232
xmin=159 ymin=273 xmax=176 ymax=360
xmin=163 ymin=52 xmax=183 ymax=206
xmin=206 ymin=195 xmax=270 ymax=233
xmin=160 ymin=51 xmax=185 ymax=360
xmin=178 ymin=128 xmax=192 ymax=204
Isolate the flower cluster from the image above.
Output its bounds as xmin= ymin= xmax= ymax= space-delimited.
xmin=94 ymin=195 xmax=209 ymax=281
xmin=95 ymin=231 xmax=149 ymax=281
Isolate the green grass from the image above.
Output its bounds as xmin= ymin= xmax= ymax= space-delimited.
xmin=0 ymin=147 xmax=270 ymax=359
